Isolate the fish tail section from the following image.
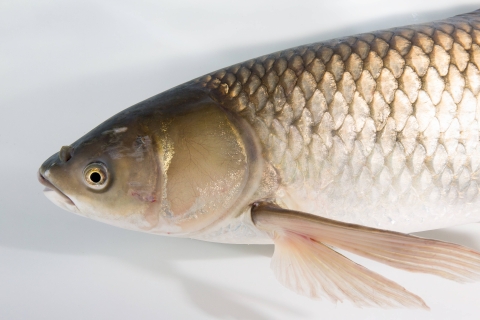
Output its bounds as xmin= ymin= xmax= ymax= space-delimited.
xmin=252 ymin=202 xmax=480 ymax=308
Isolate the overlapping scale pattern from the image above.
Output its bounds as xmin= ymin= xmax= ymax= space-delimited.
xmin=198 ymin=10 xmax=480 ymax=231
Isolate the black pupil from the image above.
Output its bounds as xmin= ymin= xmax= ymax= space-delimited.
xmin=90 ymin=172 xmax=102 ymax=183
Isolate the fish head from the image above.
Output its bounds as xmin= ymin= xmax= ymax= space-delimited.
xmin=38 ymin=87 xmax=263 ymax=236
xmin=38 ymin=112 xmax=161 ymax=231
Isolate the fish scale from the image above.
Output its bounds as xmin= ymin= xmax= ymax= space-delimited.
xmin=197 ymin=10 xmax=480 ymax=232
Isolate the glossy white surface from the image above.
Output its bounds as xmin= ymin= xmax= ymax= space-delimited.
xmin=2 ymin=0 xmax=480 ymax=318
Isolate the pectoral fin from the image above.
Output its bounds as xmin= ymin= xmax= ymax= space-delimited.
xmin=251 ymin=202 xmax=480 ymax=308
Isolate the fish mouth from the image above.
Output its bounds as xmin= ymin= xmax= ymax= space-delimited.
xmin=38 ymin=170 xmax=79 ymax=213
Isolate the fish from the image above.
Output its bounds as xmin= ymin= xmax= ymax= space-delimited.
xmin=38 ymin=9 xmax=480 ymax=309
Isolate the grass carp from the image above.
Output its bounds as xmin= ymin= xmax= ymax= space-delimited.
xmin=39 ymin=9 xmax=480 ymax=308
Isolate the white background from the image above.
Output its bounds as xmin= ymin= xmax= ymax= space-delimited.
xmin=2 ymin=0 xmax=480 ymax=319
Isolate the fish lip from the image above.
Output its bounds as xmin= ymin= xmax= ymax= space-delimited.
xmin=37 ymin=170 xmax=76 ymax=208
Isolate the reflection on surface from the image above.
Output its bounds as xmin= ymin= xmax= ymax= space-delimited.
xmin=3 ymin=173 xmax=480 ymax=318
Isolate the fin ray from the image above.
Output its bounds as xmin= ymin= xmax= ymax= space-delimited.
xmin=252 ymin=202 xmax=480 ymax=308
xmin=271 ymin=230 xmax=428 ymax=308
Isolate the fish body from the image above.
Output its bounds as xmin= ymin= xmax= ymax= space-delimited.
xmin=195 ymin=9 xmax=480 ymax=238
xmin=39 ymin=9 xmax=480 ymax=308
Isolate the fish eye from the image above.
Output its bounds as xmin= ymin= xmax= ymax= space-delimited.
xmin=83 ymin=163 xmax=108 ymax=189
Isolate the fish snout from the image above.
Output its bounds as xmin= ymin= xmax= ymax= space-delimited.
xmin=39 ymin=146 xmax=74 ymax=178
xmin=38 ymin=151 xmax=78 ymax=212
xmin=39 ymin=151 xmax=60 ymax=179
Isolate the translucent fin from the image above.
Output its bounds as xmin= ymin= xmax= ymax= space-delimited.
xmin=252 ymin=202 xmax=480 ymax=308
xmin=272 ymin=230 xmax=428 ymax=308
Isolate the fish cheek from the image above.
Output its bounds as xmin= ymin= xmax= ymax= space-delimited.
xmin=162 ymin=104 xmax=249 ymax=233
xmin=74 ymin=134 xmax=161 ymax=230
xmin=115 ymin=135 xmax=162 ymax=229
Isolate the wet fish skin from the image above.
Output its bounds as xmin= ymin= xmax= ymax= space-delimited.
xmin=195 ymin=9 xmax=480 ymax=234
xmin=38 ymin=9 xmax=480 ymax=308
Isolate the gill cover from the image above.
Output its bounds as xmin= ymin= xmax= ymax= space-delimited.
xmin=151 ymin=90 xmax=263 ymax=235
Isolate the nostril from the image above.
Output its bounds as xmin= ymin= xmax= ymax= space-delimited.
xmin=59 ymin=146 xmax=74 ymax=163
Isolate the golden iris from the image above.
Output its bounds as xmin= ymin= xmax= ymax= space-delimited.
xmin=83 ymin=163 xmax=108 ymax=189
